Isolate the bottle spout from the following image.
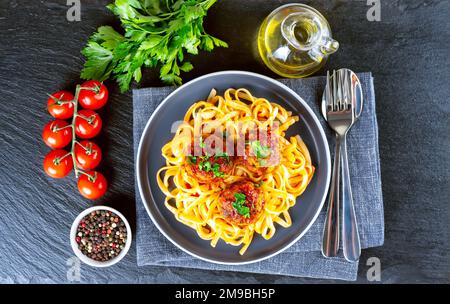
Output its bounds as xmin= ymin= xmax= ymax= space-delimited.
xmin=320 ymin=38 xmax=339 ymax=55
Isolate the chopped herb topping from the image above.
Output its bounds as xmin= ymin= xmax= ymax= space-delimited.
xmin=203 ymin=161 xmax=211 ymax=172
xmin=197 ymin=156 xmax=225 ymax=178
xmin=200 ymin=153 xmax=209 ymax=161
xmin=211 ymin=163 xmax=224 ymax=177
xmin=187 ymin=156 xmax=197 ymax=165
xmin=232 ymin=193 xmax=250 ymax=218
xmin=199 ymin=137 xmax=206 ymax=148
xmin=214 ymin=151 xmax=229 ymax=162
xmin=250 ymin=140 xmax=271 ymax=159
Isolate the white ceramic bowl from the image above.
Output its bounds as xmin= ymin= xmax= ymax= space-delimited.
xmin=70 ymin=206 xmax=132 ymax=267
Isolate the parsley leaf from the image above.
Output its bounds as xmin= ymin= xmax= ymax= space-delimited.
xmin=187 ymin=155 xmax=197 ymax=165
xmin=179 ymin=61 xmax=193 ymax=72
xmin=197 ymin=157 xmax=225 ymax=178
xmin=200 ymin=153 xmax=209 ymax=161
xmin=203 ymin=161 xmax=211 ymax=172
xmin=232 ymin=193 xmax=250 ymax=218
xmin=81 ymin=0 xmax=228 ymax=93
xmin=250 ymin=140 xmax=271 ymax=159
xmin=234 ymin=193 xmax=246 ymax=201
xmin=80 ymin=41 xmax=115 ymax=81
xmin=211 ymin=163 xmax=224 ymax=177
xmin=214 ymin=151 xmax=229 ymax=162
xmin=199 ymin=137 xmax=206 ymax=148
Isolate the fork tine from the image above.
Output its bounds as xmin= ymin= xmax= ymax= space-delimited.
xmin=326 ymin=70 xmax=332 ymax=110
xmin=342 ymin=70 xmax=349 ymax=110
xmin=342 ymin=70 xmax=347 ymax=111
xmin=337 ymin=70 xmax=343 ymax=110
xmin=332 ymin=70 xmax=337 ymax=111
xmin=343 ymin=70 xmax=348 ymax=110
xmin=344 ymin=70 xmax=352 ymax=111
xmin=342 ymin=70 xmax=347 ymax=108
xmin=347 ymin=70 xmax=352 ymax=111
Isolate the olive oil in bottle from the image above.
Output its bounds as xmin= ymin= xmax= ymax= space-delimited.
xmin=258 ymin=4 xmax=339 ymax=78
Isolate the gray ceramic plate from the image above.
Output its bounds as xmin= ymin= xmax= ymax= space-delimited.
xmin=136 ymin=71 xmax=331 ymax=264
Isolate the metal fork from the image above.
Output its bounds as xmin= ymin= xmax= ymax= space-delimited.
xmin=321 ymin=69 xmax=361 ymax=262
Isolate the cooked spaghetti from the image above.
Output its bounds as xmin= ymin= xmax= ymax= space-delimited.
xmin=157 ymin=88 xmax=315 ymax=255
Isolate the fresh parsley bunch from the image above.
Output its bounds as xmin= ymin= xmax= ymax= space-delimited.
xmin=80 ymin=0 xmax=228 ymax=92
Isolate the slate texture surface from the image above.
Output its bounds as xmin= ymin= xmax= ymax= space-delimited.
xmin=0 ymin=0 xmax=449 ymax=283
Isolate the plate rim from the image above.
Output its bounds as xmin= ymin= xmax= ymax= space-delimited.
xmin=136 ymin=70 xmax=331 ymax=265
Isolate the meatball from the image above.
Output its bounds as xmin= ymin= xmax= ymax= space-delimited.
xmin=219 ymin=181 xmax=264 ymax=225
xmin=239 ymin=129 xmax=279 ymax=175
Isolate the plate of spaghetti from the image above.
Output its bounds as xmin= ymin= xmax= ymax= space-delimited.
xmin=136 ymin=71 xmax=330 ymax=264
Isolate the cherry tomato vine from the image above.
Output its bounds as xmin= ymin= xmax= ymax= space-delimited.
xmin=43 ymin=81 xmax=108 ymax=200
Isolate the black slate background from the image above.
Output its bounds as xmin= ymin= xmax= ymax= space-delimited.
xmin=0 ymin=0 xmax=449 ymax=283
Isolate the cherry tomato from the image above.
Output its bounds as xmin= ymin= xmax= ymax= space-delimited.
xmin=78 ymin=80 xmax=109 ymax=110
xmin=47 ymin=91 xmax=75 ymax=119
xmin=77 ymin=171 xmax=108 ymax=200
xmin=75 ymin=110 xmax=102 ymax=139
xmin=43 ymin=149 xmax=73 ymax=178
xmin=42 ymin=120 xmax=72 ymax=149
xmin=74 ymin=140 xmax=102 ymax=170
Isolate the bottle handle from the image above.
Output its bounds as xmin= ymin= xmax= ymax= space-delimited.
xmin=320 ymin=37 xmax=339 ymax=55
xmin=280 ymin=13 xmax=307 ymax=50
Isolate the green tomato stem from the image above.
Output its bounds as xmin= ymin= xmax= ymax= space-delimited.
xmin=75 ymin=113 xmax=96 ymax=123
xmin=53 ymin=124 xmax=73 ymax=132
xmin=70 ymin=85 xmax=81 ymax=178
xmin=66 ymin=85 xmax=97 ymax=181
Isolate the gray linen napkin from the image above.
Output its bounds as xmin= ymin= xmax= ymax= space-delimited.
xmin=132 ymin=72 xmax=384 ymax=281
